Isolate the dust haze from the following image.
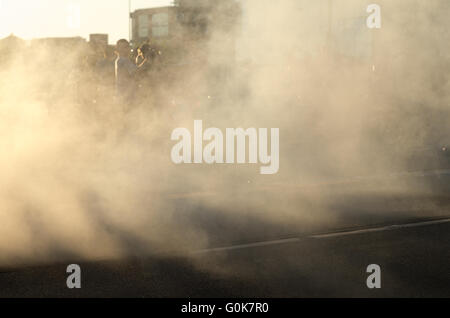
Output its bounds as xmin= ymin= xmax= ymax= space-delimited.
xmin=1 ymin=0 xmax=450 ymax=269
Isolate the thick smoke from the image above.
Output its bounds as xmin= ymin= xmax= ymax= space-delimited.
xmin=1 ymin=0 xmax=450 ymax=269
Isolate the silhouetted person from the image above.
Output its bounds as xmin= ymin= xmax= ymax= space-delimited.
xmin=96 ymin=48 xmax=115 ymax=84
xmin=136 ymin=44 xmax=150 ymax=68
xmin=114 ymin=39 xmax=137 ymax=107
xmin=135 ymin=44 xmax=163 ymax=104
xmin=93 ymin=48 xmax=116 ymax=109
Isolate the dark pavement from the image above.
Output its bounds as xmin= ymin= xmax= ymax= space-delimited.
xmin=1 ymin=173 xmax=450 ymax=298
xmin=0 ymin=218 xmax=449 ymax=298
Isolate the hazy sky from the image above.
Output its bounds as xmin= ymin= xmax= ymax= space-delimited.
xmin=0 ymin=0 xmax=173 ymax=43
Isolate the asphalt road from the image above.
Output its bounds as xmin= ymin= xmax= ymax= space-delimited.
xmin=1 ymin=173 xmax=449 ymax=298
xmin=0 ymin=218 xmax=449 ymax=298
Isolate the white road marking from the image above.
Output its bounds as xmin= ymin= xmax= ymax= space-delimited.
xmin=310 ymin=218 xmax=450 ymax=239
xmin=193 ymin=238 xmax=301 ymax=254
xmin=193 ymin=218 xmax=450 ymax=254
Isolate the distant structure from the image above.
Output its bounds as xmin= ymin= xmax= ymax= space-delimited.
xmin=30 ymin=36 xmax=87 ymax=49
xmin=0 ymin=34 xmax=25 ymax=47
xmin=89 ymin=34 xmax=109 ymax=47
xmin=131 ymin=0 xmax=240 ymax=42
xmin=131 ymin=6 xmax=174 ymax=43
xmin=0 ymin=34 xmax=26 ymax=65
xmin=130 ymin=0 xmax=241 ymax=66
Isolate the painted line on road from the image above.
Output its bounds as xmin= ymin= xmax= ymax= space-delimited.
xmin=193 ymin=217 xmax=450 ymax=254
xmin=193 ymin=238 xmax=301 ymax=254
xmin=309 ymin=218 xmax=450 ymax=239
